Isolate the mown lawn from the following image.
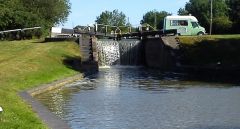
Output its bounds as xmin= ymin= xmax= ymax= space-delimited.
xmin=178 ymin=34 xmax=240 ymax=45
xmin=177 ymin=34 xmax=240 ymax=66
xmin=0 ymin=40 xmax=81 ymax=129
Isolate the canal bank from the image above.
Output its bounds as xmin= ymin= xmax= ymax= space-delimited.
xmin=20 ymin=74 xmax=83 ymax=129
xmin=0 ymin=40 xmax=82 ymax=129
xmin=178 ymin=35 xmax=240 ymax=68
xmin=176 ymin=35 xmax=240 ymax=78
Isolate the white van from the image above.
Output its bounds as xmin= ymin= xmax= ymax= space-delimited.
xmin=163 ymin=16 xmax=206 ymax=36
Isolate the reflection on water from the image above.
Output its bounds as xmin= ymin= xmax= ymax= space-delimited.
xmin=35 ymin=66 xmax=240 ymax=129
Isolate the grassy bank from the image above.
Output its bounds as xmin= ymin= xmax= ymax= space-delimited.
xmin=178 ymin=35 xmax=240 ymax=66
xmin=0 ymin=40 xmax=81 ymax=129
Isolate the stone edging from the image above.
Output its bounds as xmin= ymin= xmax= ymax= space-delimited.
xmin=19 ymin=74 xmax=83 ymax=129
xmin=28 ymin=74 xmax=83 ymax=96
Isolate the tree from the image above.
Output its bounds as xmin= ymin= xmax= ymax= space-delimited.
xmin=0 ymin=0 xmax=71 ymax=35
xmin=178 ymin=8 xmax=189 ymax=16
xmin=95 ymin=9 xmax=128 ymax=33
xmin=140 ymin=10 xmax=171 ymax=30
xmin=20 ymin=0 xmax=71 ymax=27
xmin=213 ymin=16 xmax=232 ymax=34
xmin=95 ymin=9 xmax=127 ymax=27
xmin=0 ymin=0 xmax=25 ymax=30
xmin=227 ymin=0 xmax=240 ymax=33
xmin=183 ymin=0 xmax=231 ymax=34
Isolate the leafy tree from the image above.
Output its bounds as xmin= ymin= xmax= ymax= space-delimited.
xmin=227 ymin=0 xmax=240 ymax=33
xmin=212 ymin=0 xmax=232 ymax=34
xmin=95 ymin=9 xmax=127 ymax=27
xmin=0 ymin=0 xmax=71 ymax=37
xmin=95 ymin=9 xmax=128 ymax=33
xmin=20 ymin=0 xmax=71 ymax=27
xmin=213 ymin=16 xmax=232 ymax=34
xmin=140 ymin=10 xmax=171 ymax=30
xmin=178 ymin=8 xmax=189 ymax=16
xmin=0 ymin=0 xmax=24 ymax=30
xmin=183 ymin=0 xmax=230 ymax=34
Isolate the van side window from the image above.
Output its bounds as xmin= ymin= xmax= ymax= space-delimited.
xmin=171 ymin=20 xmax=179 ymax=26
xmin=191 ymin=22 xmax=199 ymax=28
xmin=170 ymin=20 xmax=188 ymax=26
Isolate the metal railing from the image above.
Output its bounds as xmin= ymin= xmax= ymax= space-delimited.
xmin=0 ymin=27 xmax=41 ymax=34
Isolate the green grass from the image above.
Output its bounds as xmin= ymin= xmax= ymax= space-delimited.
xmin=177 ymin=34 xmax=240 ymax=66
xmin=178 ymin=34 xmax=240 ymax=45
xmin=0 ymin=40 xmax=81 ymax=129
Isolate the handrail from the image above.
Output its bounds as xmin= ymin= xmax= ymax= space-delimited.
xmin=0 ymin=27 xmax=41 ymax=34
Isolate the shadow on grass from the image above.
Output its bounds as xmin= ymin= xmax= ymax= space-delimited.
xmin=30 ymin=37 xmax=79 ymax=44
xmin=62 ymin=56 xmax=82 ymax=72
xmin=31 ymin=40 xmax=45 ymax=43
xmin=62 ymin=56 xmax=98 ymax=76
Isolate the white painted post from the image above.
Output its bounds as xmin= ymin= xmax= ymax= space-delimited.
xmin=0 ymin=106 xmax=3 ymax=112
xmin=95 ymin=23 xmax=98 ymax=33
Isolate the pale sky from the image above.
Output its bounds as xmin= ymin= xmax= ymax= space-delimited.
xmin=61 ymin=0 xmax=189 ymax=28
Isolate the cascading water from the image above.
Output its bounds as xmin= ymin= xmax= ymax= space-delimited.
xmin=118 ymin=39 xmax=141 ymax=65
xmin=97 ymin=39 xmax=143 ymax=66
xmin=97 ymin=40 xmax=120 ymax=66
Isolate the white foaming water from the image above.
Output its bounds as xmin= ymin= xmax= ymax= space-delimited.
xmin=97 ymin=39 xmax=142 ymax=66
xmin=98 ymin=65 xmax=111 ymax=69
xmin=97 ymin=40 xmax=120 ymax=66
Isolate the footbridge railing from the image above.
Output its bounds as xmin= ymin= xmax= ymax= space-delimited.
xmin=74 ymin=23 xmax=177 ymax=38
xmin=0 ymin=27 xmax=41 ymax=34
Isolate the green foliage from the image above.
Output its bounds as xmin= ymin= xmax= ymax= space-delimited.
xmin=185 ymin=0 xmax=231 ymax=33
xmin=95 ymin=9 xmax=127 ymax=26
xmin=227 ymin=0 xmax=240 ymax=33
xmin=20 ymin=0 xmax=71 ymax=27
xmin=178 ymin=8 xmax=189 ymax=16
xmin=141 ymin=10 xmax=171 ymax=30
xmin=95 ymin=9 xmax=129 ymax=33
xmin=213 ymin=16 xmax=233 ymax=34
xmin=0 ymin=0 xmax=71 ymax=34
xmin=182 ymin=0 xmax=238 ymax=34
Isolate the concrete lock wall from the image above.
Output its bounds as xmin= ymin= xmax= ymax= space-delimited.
xmin=143 ymin=37 xmax=176 ymax=70
xmin=80 ymin=36 xmax=176 ymax=70
xmin=78 ymin=35 xmax=99 ymax=73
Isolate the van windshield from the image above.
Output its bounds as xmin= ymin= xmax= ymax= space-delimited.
xmin=191 ymin=22 xmax=199 ymax=28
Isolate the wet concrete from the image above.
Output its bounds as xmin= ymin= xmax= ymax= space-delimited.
xmin=20 ymin=92 xmax=71 ymax=129
xmin=19 ymin=74 xmax=83 ymax=129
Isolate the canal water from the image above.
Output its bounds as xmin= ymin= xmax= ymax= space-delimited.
xmin=35 ymin=66 xmax=240 ymax=129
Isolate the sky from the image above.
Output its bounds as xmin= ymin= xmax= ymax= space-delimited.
xmin=61 ymin=0 xmax=189 ymax=28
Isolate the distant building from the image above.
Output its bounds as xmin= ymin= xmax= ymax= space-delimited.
xmin=51 ymin=27 xmax=75 ymax=37
xmin=51 ymin=27 xmax=61 ymax=37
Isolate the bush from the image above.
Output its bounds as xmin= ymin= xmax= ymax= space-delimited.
xmin=213 ymin=16 xmax=233 ymax=34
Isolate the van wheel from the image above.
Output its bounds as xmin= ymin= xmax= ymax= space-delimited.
xmin=197 ymin=32 xmax=204 ymax=36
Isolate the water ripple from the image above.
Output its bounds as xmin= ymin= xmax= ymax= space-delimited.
xmin=35 ymin=67 xmax=240 ymax=129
